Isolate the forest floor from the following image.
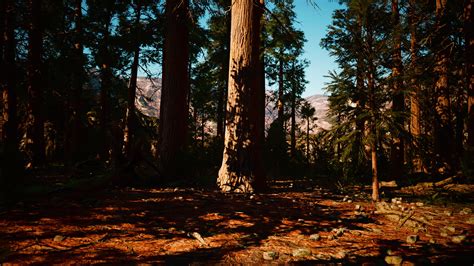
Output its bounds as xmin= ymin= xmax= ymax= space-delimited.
xmin=0 ymin=175 xmax=473 ymax=264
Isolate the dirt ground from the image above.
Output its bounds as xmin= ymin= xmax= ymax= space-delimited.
xmin=0 ymin=179 xmax=473 ymax=264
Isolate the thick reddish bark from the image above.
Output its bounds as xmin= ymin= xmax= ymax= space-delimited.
xmin=158 ymin=0 xmax=190 ymax=178
xmin=409 ymin=0 xmax=423 ymax=172
xmin=217 ymin=0 xmax=265 ymax=193
xmin=433 ymin=0 xmax=454 ymax=171
xmin=26 ymin=0 xmax=45 ymax=167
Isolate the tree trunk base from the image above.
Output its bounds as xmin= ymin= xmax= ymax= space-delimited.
xmin=217 ymin=166 xmax=254 ymax=193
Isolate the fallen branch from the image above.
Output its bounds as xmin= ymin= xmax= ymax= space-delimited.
xmin=375 ymin=202 xmax=434 ymax=227
xmin=190 ymin=232 xmax=208 ymax=246
xmin=376 ymin=208 xmax=434 ymax=227
xmin=396 ymin=210 xmax=415 ymax=230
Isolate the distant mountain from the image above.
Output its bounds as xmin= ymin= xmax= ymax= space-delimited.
xmin=305 ymin=94 xmax=331 ymax=131
xmin=135 ymin=77 xmax=331 ymax=132
xmin=135 ymin=77 xmax=161 ymax=118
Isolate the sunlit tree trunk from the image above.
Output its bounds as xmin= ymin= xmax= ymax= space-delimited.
xmin=158 ymin=0 xmax=190 ymax=178
xmin=26 ymin=0 xmax=45 ymax=167
xmin=123 ymin=1 xmax=142 ymax=160
xmin=434 ymin=0 xmax=454 ymax=172
xmin=217 ymin=0 xmax=265 ymax=193
xmin=366 ymin=11 xmax=379 ymax=201
xmin=409 ymin=0 xmax=423 ymax=172
xmin=390 ymin=0 xmax=404 ymax=178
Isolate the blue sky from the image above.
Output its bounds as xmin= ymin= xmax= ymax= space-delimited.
xmin=294 ymin=0 xmax=342 ymax=96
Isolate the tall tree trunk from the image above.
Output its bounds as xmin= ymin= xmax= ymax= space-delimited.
xmin=1 ymin=0 xmax=20 ymax=187
xmin=65 ymin=0 xmax=84 ymax=167
xmin=465 ymin=0 xmax=474 ymax=148
xmin=277 ymin=49 xmax=284 ymax=121
xmin=434 ymin=0 xmax=454 ymax=172
xmin=390 ymin=0 xmax=404 ymax=178
xmin=123 ymin=1 xmax=142 ymax=160
xmin=371 ymin=144 xmax=379 ymax=201
xmin=159 ymin=0 xmax=190 ymax=178
xmin=217 ymin=0 xmax=265 ymax=193
xmin=1 ymin=0 xmax=17 ymax=148
xmin=354 ymin=14 xmax=365 ymax=167
xmin=366 ymin=11 xmax=379 ymax=201
xmin=290 ymin=93 xmax=296 ymax=158
xmin=99 ymin=17 xmax=112 ymax=162
xmin=306 ymin=118 xmax=309 ymax=162
xmin=26 ymin=0 xmax=45 ymax=167
xmin=409 ymin=0 xmax=423 ymax=172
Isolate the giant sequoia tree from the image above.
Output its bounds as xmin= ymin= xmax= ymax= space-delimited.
xmin=158 ymin=0 xmax=190 ymax=179
xmin=217 ymin=0 xmax=265 ymax=193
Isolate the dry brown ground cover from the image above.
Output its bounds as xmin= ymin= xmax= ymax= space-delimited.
xmin=0 ymin=179 xmax=473 ymax=264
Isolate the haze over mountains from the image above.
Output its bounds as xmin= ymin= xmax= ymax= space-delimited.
xmin=135 ymin=77 xmax=331 ymax=132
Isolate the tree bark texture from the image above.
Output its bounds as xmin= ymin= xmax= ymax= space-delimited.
xmin=26 ymin=0 xmax=45 ymax=167
xmin=434 ymin=0 xmax=454 ymax=171
xmin=409 ymin=0 xmax=423 ymax=172
xmin=217 ymin=0 xmax=265 ymax=193
xmin=158 ymin=0 xmax=190 ymax=178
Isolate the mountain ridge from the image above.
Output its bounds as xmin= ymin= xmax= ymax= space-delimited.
xmin=135 ymin=77 xmax=331 ymax=132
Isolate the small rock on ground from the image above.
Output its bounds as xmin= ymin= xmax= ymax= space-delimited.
xmin=452 ymin=235 xmax=466 ymax=244
xmin=263 ymin=251 xmax=278 ymax=260
xmin=385 ymin=255 xmax=403 ymax=265
xmin=53 ymin=235 xmax=65 ymax=242
xmin=292 ymin=248 xmax=311 ymax=257
xmin=406 ymin=235 xmax=419 ymax=244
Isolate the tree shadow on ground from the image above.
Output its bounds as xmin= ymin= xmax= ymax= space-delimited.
xmin=0 ymin=179 xmax=472 ymax=264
